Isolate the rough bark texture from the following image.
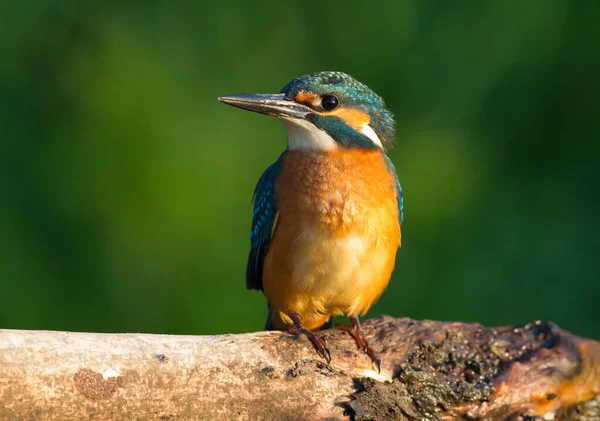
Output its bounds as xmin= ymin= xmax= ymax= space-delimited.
xmin=1 ymin=316 xmax=599 ymax=420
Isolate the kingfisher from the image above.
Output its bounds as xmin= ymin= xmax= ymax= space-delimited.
xmin=219 ymin=71 xmax=403 ymax=371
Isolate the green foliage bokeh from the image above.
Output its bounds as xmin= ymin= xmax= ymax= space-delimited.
xmin=1 ymin=1 xmax=598 ymax=338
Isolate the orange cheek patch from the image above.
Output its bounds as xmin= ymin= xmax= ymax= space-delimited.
xmin=327 ymin=108 xmax=370 ymax=130
xmin=296 ymin=90 xmax=320 ymax=106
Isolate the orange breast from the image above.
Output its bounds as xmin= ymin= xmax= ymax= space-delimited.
xmin=262 ymin=148 xmax=401 ymax=331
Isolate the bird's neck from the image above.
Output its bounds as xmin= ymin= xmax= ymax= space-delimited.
xmin=281 ymin=118 xmax=338 ymax=151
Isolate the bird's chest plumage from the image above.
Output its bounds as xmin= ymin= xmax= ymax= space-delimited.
xmin=263 ymin=148 xmax=401 ymax=329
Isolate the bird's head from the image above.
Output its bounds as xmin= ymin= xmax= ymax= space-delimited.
xmin=219 ymin=71 xmax=395 ymax=151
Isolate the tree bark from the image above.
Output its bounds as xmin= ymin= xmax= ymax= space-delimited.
xmin=1 ymin=316 xmax=599 ymax=420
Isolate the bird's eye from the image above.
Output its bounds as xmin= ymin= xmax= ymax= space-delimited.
xmin=321 ymin=95 xmax=339 ymax=111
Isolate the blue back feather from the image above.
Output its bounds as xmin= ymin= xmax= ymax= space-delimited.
xmin=246 ymin=152 xmax=285 ymax=290
xmin=384 ymin=155 xmax=404 ymax=224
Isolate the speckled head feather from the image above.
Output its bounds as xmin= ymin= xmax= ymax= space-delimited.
xmin=281 ymin=71 xmax=396 ymax=150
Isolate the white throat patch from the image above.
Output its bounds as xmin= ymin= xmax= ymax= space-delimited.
xmin=280 ymin=118 xmax=337 ymax=151
xmin=360 ymin=123 xmax=384 ymax=150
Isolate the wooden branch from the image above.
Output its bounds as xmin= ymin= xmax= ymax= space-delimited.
xmin=1 ymin=316 xmax=599 ymax=420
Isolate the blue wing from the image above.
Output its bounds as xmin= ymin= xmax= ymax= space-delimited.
xmin=384 ymin=154 xmax=404 ymax=226
xmin=246 ymin=152 xmax=286 ymax=291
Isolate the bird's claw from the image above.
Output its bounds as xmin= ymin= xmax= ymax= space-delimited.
xmin=306 ymin=331 xmax=331 ymax=364
xmin=287 ymin=312 xmax=332 ymax=364
xmin=360 ymin=341 xmax=381 ymax=373
xmin=318 ymin=342 xmax=332 ymax=364
xmin=369 ymin=352 xmax=382 ymax=373
xmin=337 ymin=318 xmax=382 ymax=373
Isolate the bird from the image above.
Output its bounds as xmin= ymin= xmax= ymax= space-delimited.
xmin=219 ymin=71 xmax=403 ymax=371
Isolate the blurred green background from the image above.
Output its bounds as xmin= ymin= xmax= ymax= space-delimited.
xmin=1 ymin=1 xmax=598 ymax=339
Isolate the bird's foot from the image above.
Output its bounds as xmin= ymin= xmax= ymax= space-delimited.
xmin=287 ymin=312 xmax=331 ymax=363
xmin=336 ymin=316 xmax=381 ymax=373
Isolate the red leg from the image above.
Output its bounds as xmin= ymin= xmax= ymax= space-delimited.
xmin=287 ymin=311 xmax=331 ymax=363
xmin=337 ymin=316 xmax=381 ymax=372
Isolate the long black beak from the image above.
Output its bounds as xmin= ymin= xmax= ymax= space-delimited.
xmin=218 ymin=93 xmax=311 ymax=119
